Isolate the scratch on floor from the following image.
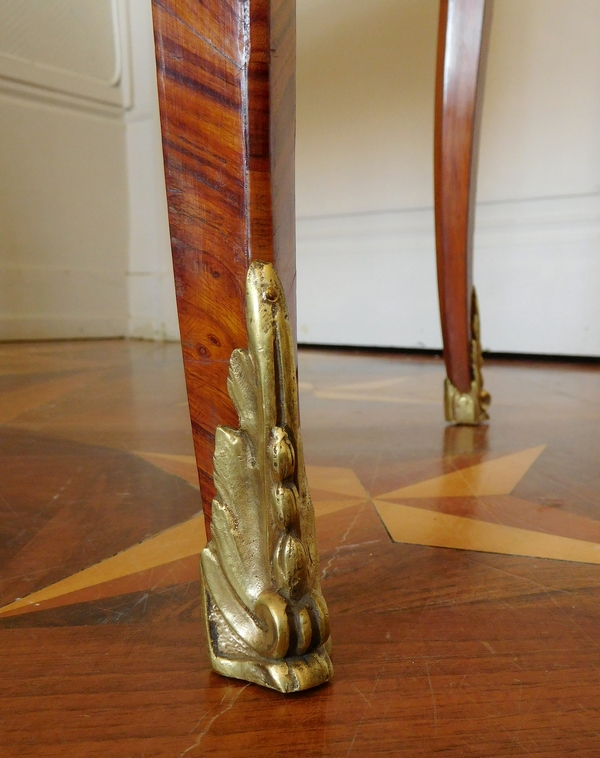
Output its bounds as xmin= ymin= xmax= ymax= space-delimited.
xmin=487 ymin=561 xmax=600 ymax=654
xmin=322 ymin=504 xmax=366 ymax=580
xmin=461 ymin=689 xmax=529 ymax=751
xmin=345 ymin=652 xmax=390 ymax=757
xmin=335 ymin=539 xmax=380 ymax=552
xmin=425 ymin=660 xmax=438 ymax=729
xmin=519 ymin=670 xmax=551 ymax=725
xmin=352 ymin=683 xmax=370 ymax=705
xmin=179 ymin=683 xmax=249 ymax=757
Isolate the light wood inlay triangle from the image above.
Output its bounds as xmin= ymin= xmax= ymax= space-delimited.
xmin=0 ymin=514 xmax=206 ymax=617
xmin=374 ymin=500 xmax=600 ymax=565
xmin=377 ymin=446 xmax=546 ymax=499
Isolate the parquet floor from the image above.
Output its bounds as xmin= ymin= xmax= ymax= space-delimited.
xmin=1 ymin=339 xmax=600 ymax=756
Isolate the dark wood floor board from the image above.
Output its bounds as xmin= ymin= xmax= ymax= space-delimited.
xmin=0 ymin=430 xmax=200 ymax=606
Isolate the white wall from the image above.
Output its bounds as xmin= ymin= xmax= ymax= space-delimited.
xmin=0 ymin=0 xmax=178 ymax=341
xmin=296 ymin=0 xmax=600 ymax=356
xmin=3 ymin=0 xmax=598 ymax=354
xmin=0 ymin=0 xmax=130 ymax=339
xmin=125 ymin=0 xmax=179 ymax=340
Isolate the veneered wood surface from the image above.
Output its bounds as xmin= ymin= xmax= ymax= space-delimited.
xmin=434 ymin=0 xmax=493 ymax=392
xmin=1 ymin=340 xmax=600 ymax=755
xmin=152 ymin=0 xmax=296 ymax=524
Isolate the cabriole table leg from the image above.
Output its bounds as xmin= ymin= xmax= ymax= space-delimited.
xmin=434 ymin=0 xmax=493 ymax=425
xmin=152 ymin=0 xmax=331 ymax=692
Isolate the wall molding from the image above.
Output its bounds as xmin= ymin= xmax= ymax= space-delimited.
xmin=0 ymin=0 xmax=130 ymax=109
xmin=296 ymin=193 xmax=600 ymax=356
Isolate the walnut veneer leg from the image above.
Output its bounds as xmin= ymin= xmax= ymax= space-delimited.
xmin=434 ymin=0 xmax=492 ymax=425
xmin=152 ymin=0 xmax=332 ymax=693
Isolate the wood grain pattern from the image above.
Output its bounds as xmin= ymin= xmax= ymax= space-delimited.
xmin=434 ymin=0 xmax=493 ymax=392
xmin=1 ymin=340 xmax=600 ymax=754
xmin=152 ymin=0 xmax=296 ymax=524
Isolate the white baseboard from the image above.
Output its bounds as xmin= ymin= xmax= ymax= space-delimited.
xmin=296 ymin=193 xmax=600 ymax=357
xmin=128 ymin=270 xmax=180 ymax=341
xmin=0 ymin=264 xmax=127 ymax=340
xmin=0 ymin=264 xmax=181 ymax=342
xmin=0 ymin=314 xmax=126 ymax=341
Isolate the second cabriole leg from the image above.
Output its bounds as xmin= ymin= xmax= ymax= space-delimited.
xmin=434 ymin=0 xmax=492 ymax=425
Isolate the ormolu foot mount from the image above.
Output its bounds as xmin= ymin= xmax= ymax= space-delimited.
xmin=444 ymin=289 xmax=491 ymax=425
xmin=200 ymin=261 xmax=332 ymax=693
